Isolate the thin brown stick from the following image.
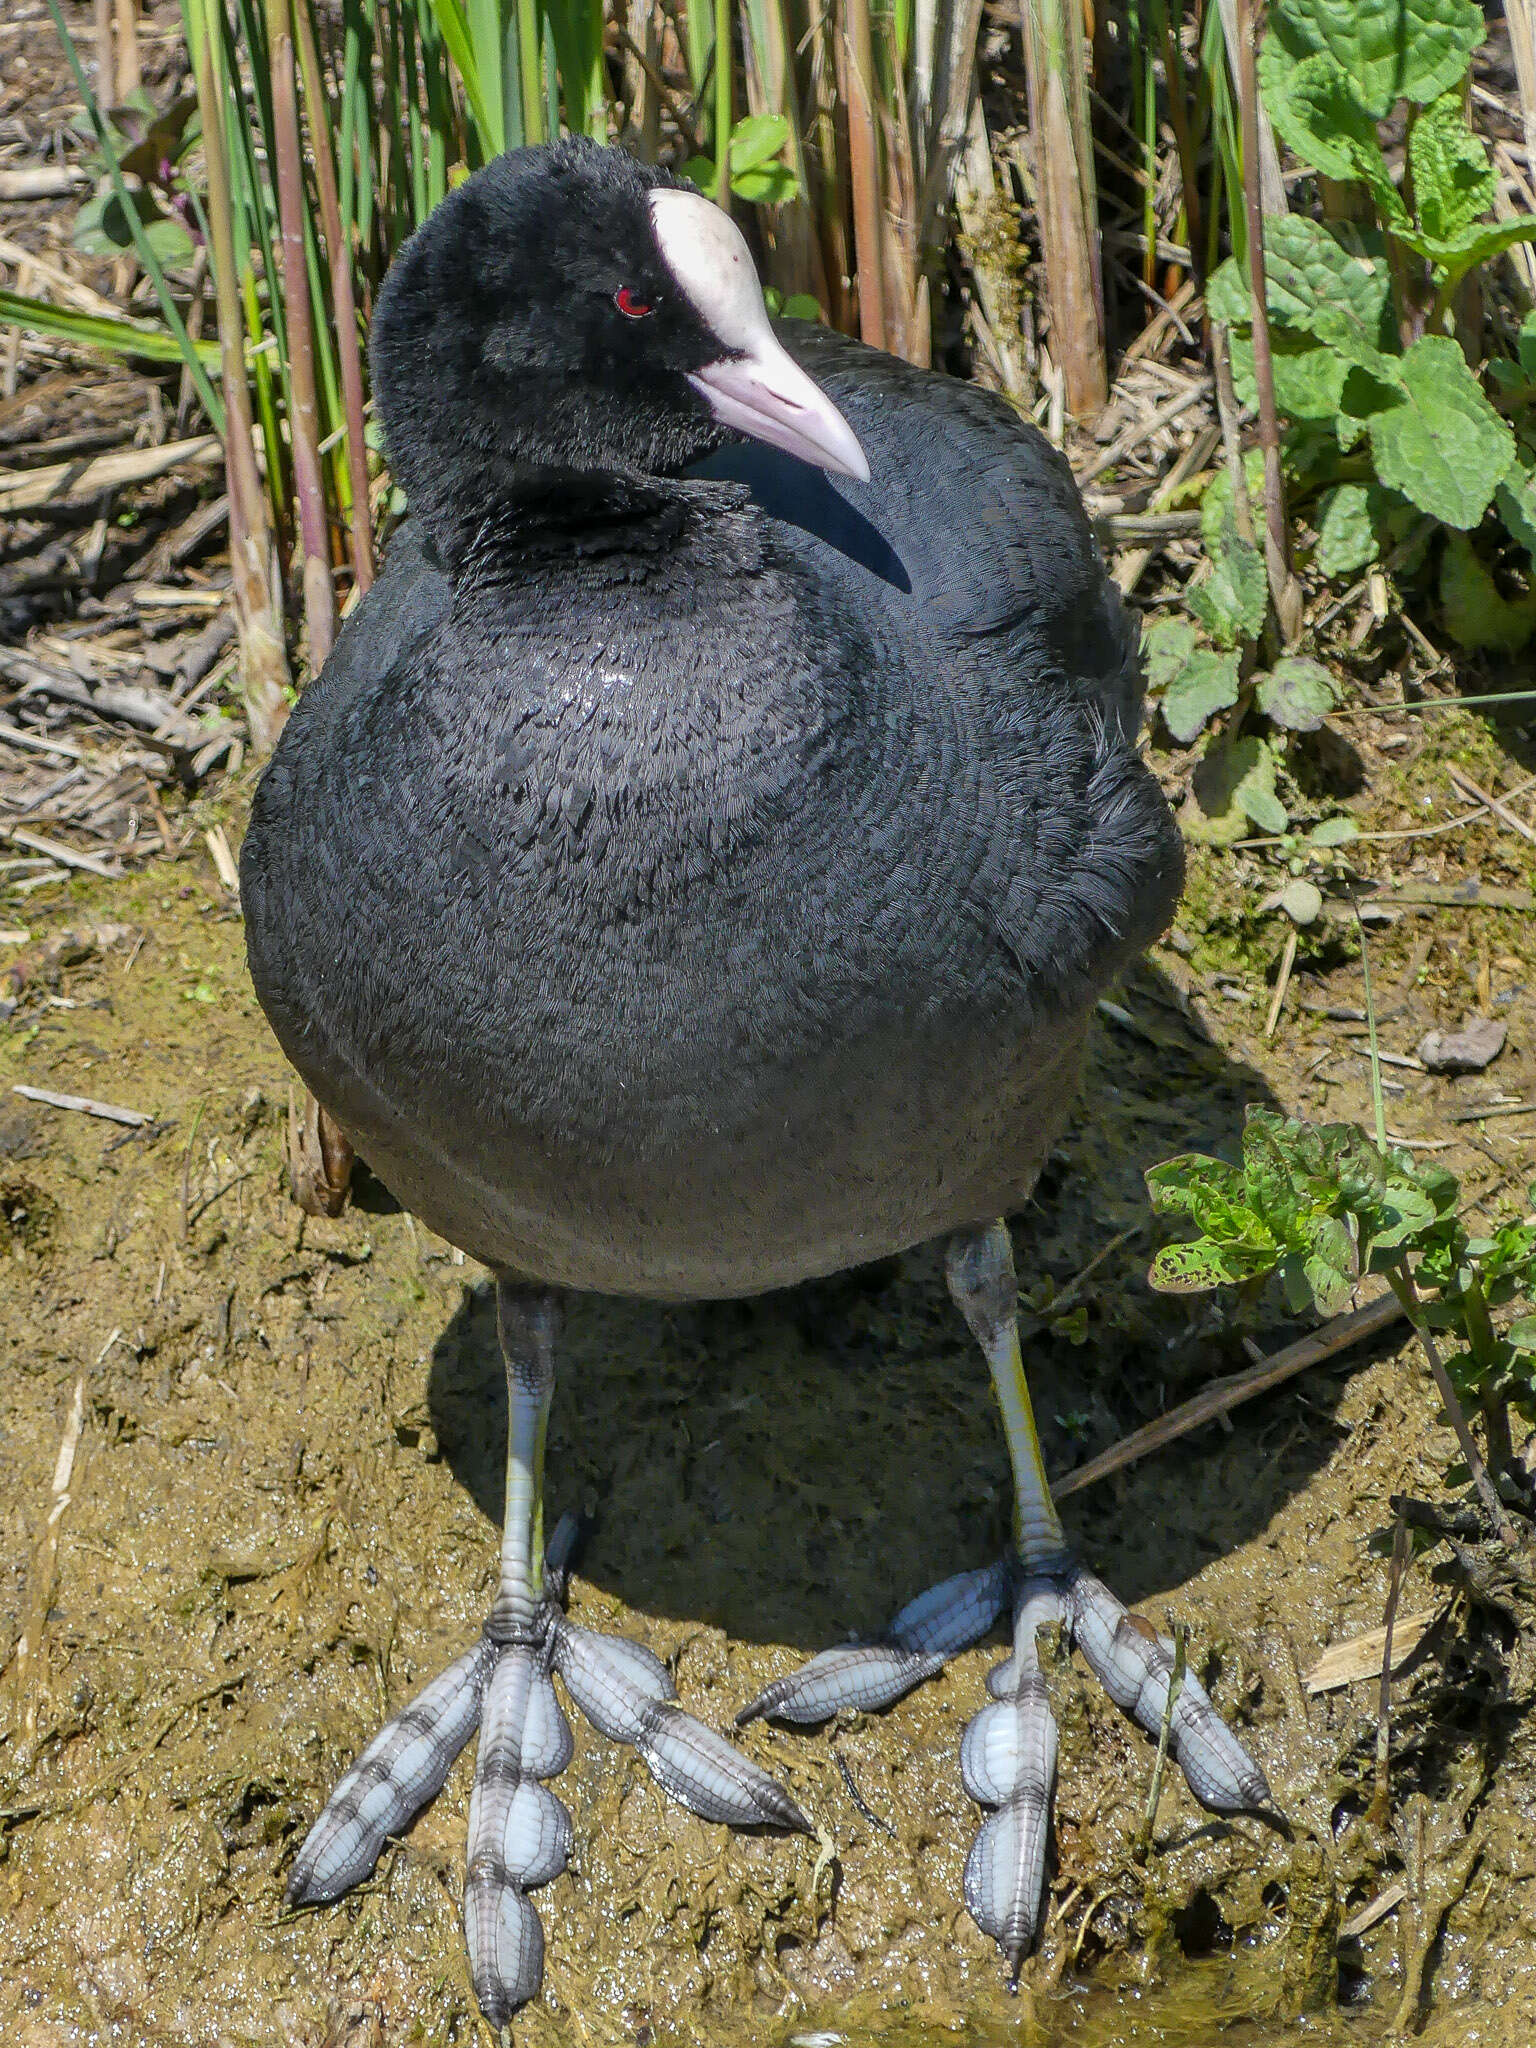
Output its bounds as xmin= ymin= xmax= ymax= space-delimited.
xmin=1386 ymin=1264 xmax=1519 ymax=1548
xmin=1054 ymin=1291 xmax=1404 ymax=1499
xmin=1446 ymin=765 xmax=1536 ymax=846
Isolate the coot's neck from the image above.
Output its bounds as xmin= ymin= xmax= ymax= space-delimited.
xmin=389 ymin=439 xmax=705 ymax=578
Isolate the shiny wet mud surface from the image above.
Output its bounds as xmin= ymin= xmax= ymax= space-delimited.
xmin=4 ymin=714 xmax=1536 ymax=2046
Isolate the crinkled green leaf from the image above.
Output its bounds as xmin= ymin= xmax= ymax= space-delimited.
xmin=1267 ymin=0 xmax=1485 ymax=118
xmin=1257 ymin=657 xmax=1338 ymax=731
xmin=1146 ymin=1153 xmax=1248 ymax=1221
xmin=1200 ymin=454 xmax=1267 ymax=557
xmin=1411 ymin=213 xmax=1536 ymax=285
xmin=1188 ymin=534 xmax=1269 ymax=647
xmin=1149 ymin=1240 xmax=1249 ymax=1294
xmin=1259 ymin=43 xmax=1406 ymax=222
xmin=1232 ymin=329 xmax=1353 ymax=423
xmin=1261 ymin=215 xmax=1399 ymax=377
xmin=1141 ymin=615 xmax=1200 ymax=694
xmin=1161 ymin=649 xmax=1243 ymax=745
xmin=1316 ymin=482 xmax=1387 ymax=576
xmin=1411 ymin=91 xmax=1497 ymax=244
xmin=1439 ymin=532 xmax=1536 ymax=652
xmin=1193 ymin=734 xmax=1289 ymax=837
xmin=1367 ymin=334 xmax=1514 ymax=528
xmin=1207 ymin=258 xmax=1250 ymax=327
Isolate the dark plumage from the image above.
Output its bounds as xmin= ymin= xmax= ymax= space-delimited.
xmin=240 ymin=140 xmax=1252 ymax=2025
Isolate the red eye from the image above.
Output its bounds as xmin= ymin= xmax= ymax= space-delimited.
xmin=615 ymin=286 xmax=654 ymax=319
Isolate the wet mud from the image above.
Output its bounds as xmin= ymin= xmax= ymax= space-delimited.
xmin=3 ymin=714 xmax=1536 ymax=2045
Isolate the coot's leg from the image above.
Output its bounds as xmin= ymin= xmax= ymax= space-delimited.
xmin=287 ymin=1279 xmax=808 ymax=2025
xmin=739 ymin=1220 xmax=1271 ymax=1975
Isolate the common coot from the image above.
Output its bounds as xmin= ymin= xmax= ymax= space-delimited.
xmin=241 ymin=136 xmax=1269 ymax=2022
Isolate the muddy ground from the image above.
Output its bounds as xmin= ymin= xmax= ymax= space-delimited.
xmin=2 ymin=706 xmax=1536 ymax=2048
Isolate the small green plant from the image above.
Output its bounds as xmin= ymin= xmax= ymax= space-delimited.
xmin=1213 ymin=0 xmax=1536 ymax=646
xmin=1147 ymin=1106 xmax=1536 ymax=1541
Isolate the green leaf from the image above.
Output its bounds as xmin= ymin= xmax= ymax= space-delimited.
xmin=1309 ymin=814 xmax=1360 ymax=846
xmin=1410 ymin=91 xmax=1497 ymax=244
xmin=1149 ymin=1240 xmax=1245 ymax=1294
xmin=1256 ymin=657 xmax=1338 ymax=731
xmin=1315 ymin=482 xmax=1386 ymax=576
xmin=1207 ymin=258 xmax=1250 ymax=327
xmin=1366 ymin=335 xmax=1515 ymax=528
xmin=728 ymin=113 xmax=791 ymax=171
xmin=1268 ymin=0 xmax=1485 ymax=118
xmin=731 ymin=160 xmax=799 ymax=205
xmin=1408 ymin=214 xmax=1536 ymax=286
xmin=1261 ymin=215 xmax=1399 ymax=375
xmin=1192 ymin=735 xmax=1290 ymax=838
xmin=1439 ymin=532 xmax=1536 ymax=652
xmin=1279 ymin=878 xmax=1325 ymax=924
xmin=1146 ymin=1153 xmax=1248 ymax=1220
xmin=1188 ymin=535 xmax=1270 ymax=647
xmin=1142 ymin=615 xmax=1200 ymax=694
xmin=1232 ymin=328 xmax=1353 ymax=422
xmin=1200 ymin=454 xmax=1266 ymax=557
xmin=1161 ymin=649 xmax=1244 ymax=744
xmin=73 ymin=185 xmax=195 ymax=267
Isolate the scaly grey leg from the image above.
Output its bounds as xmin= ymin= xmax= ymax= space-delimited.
xmin=740 ymin=1220 xmax=1272 ymax=1974
xmin=287 ymin=1279 xmax=808 ymax=2025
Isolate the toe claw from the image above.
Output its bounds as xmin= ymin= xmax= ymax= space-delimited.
xmin=1067 ymin=1567 xmax=1271 ymax=1813
xmin=287 ymin=1637 xmax=496 ymax=1906
xmin=739 ymin=1559 xmax=1013 ymax=1727
xmin=552 ymin=1618 xmax=808 ymax=1832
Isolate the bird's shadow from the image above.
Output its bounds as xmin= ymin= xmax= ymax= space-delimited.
xmin=426 ymin=960 xmax=1395 ymax=1650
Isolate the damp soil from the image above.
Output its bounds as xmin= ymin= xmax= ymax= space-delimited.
xmin=3 ymin=709 xmax=1536 ymax=2048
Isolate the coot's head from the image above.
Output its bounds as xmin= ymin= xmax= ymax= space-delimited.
xmin=371 ymin=138 xmax=866 ymax=543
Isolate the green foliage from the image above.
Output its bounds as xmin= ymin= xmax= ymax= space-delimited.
xmin=1149 ymin=1113 xmax=1536 ymax=1426
xmin=1209 ymin=0 xmax=1536 ymax=646
xmin=684 ymin=115 xmax=802 ymax=205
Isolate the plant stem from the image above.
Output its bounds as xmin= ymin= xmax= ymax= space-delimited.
xmin=842 ymin=0 xmax=888 ymax=351
xmin=1387 ymin=1260 xmax=1519 ymax=1548
xmin=294 ymin=0 xmax=374 ymax=593
xmin=1369 ymin=1507 xmax=1410 ymax=1826
xmin=265 ymin=0 xmax=338 ymax=669
xmin=186 ymin=0 xmax=291 ymax=757
xmin=1233 ymin=0 xmax=1301 ymax=643
xmin=713 ymin=0 xmax=731 ymax=206
xmin=1133 ymin=1620 xmax=1186 ymax=1862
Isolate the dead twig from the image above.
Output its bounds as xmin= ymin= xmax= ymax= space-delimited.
xmin=12 ymin=1083 xmax=152 ymax=1126
xmin=1053 ymin=1291 xmax=1404 ymax=1499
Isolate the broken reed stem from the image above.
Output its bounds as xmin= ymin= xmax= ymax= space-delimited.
xmin=1021 ymin=0 xmax=1107 ymax=415
xmin=186 ymin=0 xmax=291 ymax=757
xmin=1371 ymin=1508 xmax=1411 ymax=1824
xmin=1385 ymin=1262 xmax=1520 ymax=1550
xmin=1233 ymin=0 xmax=1301 ymax=643
xmin=264 ymin=0 xmax=337 ymax=669
xmin=292 ymin=0 xmax=374 ymax=593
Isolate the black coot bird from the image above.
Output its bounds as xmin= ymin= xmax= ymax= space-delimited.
xmin=242 ymin=137 xmax=1269 ymax=2021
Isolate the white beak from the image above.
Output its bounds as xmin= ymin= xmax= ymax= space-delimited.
xmin=648 ymin=188 xmax=870 ymax=483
